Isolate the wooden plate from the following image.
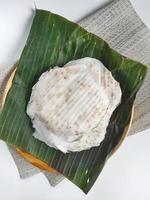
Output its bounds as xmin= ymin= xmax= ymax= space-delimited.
xmin=1 ymin=66 xmax=134 ymax=172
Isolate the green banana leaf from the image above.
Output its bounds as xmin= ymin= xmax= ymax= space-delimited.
xmin=0 ymin=10 xmax=147 ymax=193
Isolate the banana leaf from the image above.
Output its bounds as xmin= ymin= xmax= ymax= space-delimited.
xmin=0 ymin=10 xmax=147 ymax=193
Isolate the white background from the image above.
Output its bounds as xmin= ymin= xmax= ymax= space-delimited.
xmin=0 ymin=0 xmax=150 ymax=199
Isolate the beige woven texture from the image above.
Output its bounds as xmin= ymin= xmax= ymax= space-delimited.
xmin=79 ymin=0 xmax=150 ymax=135
xmin=0 ymin=0 xmax=149 ymax=184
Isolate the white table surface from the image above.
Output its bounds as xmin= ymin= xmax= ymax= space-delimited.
xmin=0 ymin=0 xmax=150 ymax=199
